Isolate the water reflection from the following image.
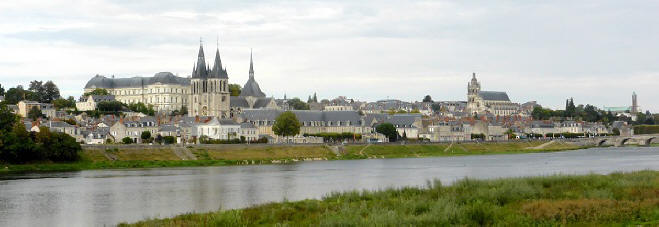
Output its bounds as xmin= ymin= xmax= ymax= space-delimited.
xmin=0 ymin=147 xmax=657 ymax=226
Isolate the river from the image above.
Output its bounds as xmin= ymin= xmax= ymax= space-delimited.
xmin=0 ymin=147 xmax=657 ymax=226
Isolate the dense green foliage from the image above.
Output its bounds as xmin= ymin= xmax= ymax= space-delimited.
xmin=422 ymin=95 xmax=433 ymax=102
xmin=122 ymin=137 xmax=134 ymax=144
xmin=375 ymin=123 xmax=398 ymax=142
xmin=471 ymin=133 xmax=485 ymax=140
xmin=28 ymin=80 xmax=60 ymax=103
xmin=97 ymin=100 xmax=124 ymax=112
xmin=634 ymin=125 xmax=659 ymax=134
xmin=127 ymin=102 xmax=155 ymax=116
xmin=287 ymin=98 xmax=310 ymax=110
xmin=635 ymin=111 xmax=656 ymax=125
xmin=532 ymin=100 xmax=619 ymax=124
xmin=273 ymin=111 xmax=301 ymax=137
xmin=123 ymin=171 xmax=659 ymax=226
xmin=0 ymin=104 xmax=80 ymax=164
xmin=27 ymin=106 xmax=44 ymax=120
xmin=52 ymin=96 xmax=76 ymax=110
xmin=302 ymin=132 xmax=362 ymax=142
xmin=228 ymin=84 xmax=241 ymax=96
xmin=83 ymin=88 xmax=110 ymax=97
xmin=140 ymin=131 xmax=152 ymax=143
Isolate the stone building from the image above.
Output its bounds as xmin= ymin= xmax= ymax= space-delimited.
xmin=466 ymin=73 xmax=520 ymax=116
xmin=76 ymin=95 xmax=115 ymax=111
xmin=188 ymin=43 xmax=231 ymax=118
xmin=83 ymin=72 xmax=190 ymax=113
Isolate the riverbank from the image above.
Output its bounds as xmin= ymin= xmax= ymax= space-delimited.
xmin=2 ymin=141 xmax=587 ymax=173
xmin=122 ymin=170 xmax=659 ymax=226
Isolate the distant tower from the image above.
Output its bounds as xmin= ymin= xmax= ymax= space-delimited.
xmin=631 ymin=92 xmax=638 ymax=114
xmin=467 ymin=72 xmax=481 ymax=114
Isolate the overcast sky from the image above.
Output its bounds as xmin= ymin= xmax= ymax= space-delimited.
xmin=0 ymin=0 xmax=657 ymax=112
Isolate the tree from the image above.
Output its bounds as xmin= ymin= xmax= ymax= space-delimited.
xmin=141 ymin=131 xmax=152 ymax=143
xmin=375 ymin=123 xmax=398 ymax=142
xmin=272 ymin=111 xmax=301 ymax=139
xmin=228 ymin=84 xmax=241 ymax=96
xmin=53 ymin=97 xmax=76 ymax=110
xmin=122 ymin=137 xmax=134 ymax=144
xmin=83 ymin=88 xmax=110 ymax=97
xmin=4 ymin=86 xmax=32 ymax=104
xmin=127 ymin=102 xmax=155 ymax=116
xmin=431 ymin=103 xmax=441 ymax=112
xmin=42 ymin=81 xmax=60 ymax=103
xmin=565 ymin=98 xmax=576 ymax=118
xmin=0 ymin=83 xmax=4 ymax=96
xmin=644 ymin=111 xmax=655 ymax=125
xmin=313 ymin=93 xmax=318 ymax=103
xmin=97 ymin=101 xmax=123 ymax=112
xmin=163 ymin=136 xmax=176 ymax=144
xmin=422 ymin=95 xmax=433 ymax=103
xmin=28 ymin=80 xmax=45 ymax=102
xmin=287 ymin=98 xmax=310 ymax=110
xmin=0 ymin=103 xmax=18 ymax=133
xmin=28 ymin=106 xmax=43 ymax=120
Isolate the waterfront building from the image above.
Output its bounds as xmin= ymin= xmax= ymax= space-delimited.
xmin=465 ymin=73 xmax=520 ymax=116
xmin=83 ymin=72 xmax=190 ymax=113
xmin=188 ymin=42 xmax=231 ymax=118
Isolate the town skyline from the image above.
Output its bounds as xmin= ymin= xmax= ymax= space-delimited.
xmin=1 ymin=0 xmax=657 ymax=111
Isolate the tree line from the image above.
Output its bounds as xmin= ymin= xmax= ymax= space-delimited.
xmin=0 ymin=103 xmax=81 ymax=164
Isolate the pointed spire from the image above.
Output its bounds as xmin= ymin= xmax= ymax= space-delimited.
xmin=249 ymin=48 xmax=254 ymax=79
xmin=193 ymin=38 xmax=208 ymax=79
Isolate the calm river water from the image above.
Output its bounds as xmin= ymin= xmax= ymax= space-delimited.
xmin=0 ymin=147 xmax=657 ymax=226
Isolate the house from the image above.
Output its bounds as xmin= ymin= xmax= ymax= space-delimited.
xmin=17 ymin=100 xmax=56 ymax=119
xmin=193 ymin=117 xmax=241 ymax=140
xmin=76 ymin=95 xmax=115 ymax=111
xmin=110 ymin=117 xmax=158 ymax=143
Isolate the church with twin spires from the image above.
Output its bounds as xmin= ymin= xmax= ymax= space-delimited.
xmin=188 ymin=41 xmax=277 ymax=118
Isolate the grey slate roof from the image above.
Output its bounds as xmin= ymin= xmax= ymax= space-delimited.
xmin=84 ymin=72 xmax=190 ymax=89
xmin=230 ymin=97 xmax=250 ymax=108
xmin=478 ymin=91 xmax=510 ymax=101
xmin=253 ymin=98 xmax=273 ymax=108
xmin=240 ymin=77 xmax=266 ymax=97
xmin=240 ymin=109 xmax=363 ymax=125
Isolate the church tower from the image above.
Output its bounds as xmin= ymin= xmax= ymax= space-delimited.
xmin=467 ymin=72 xmax=481 ymax=115
xmin=631 ymin=92 xmax=638 ymax=114
xmin=189 ymin=40 xmax=230 ymax=118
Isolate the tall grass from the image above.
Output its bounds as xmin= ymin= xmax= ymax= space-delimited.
xmin=122 ymin=170 xmax=659 ymax=226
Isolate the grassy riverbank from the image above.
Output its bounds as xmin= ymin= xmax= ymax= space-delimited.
xmin=2 ymin=141 xmax=586 ymax=173
xmin=122 ymin=170 xmax=659 ymax=226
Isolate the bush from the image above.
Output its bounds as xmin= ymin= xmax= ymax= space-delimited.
xmin=163 ymin=136 xmax=176 ymax=144
xmin=303 ymin=132 xmax=362 ymax=142
xmin=122 ymin=137 xmax=134 ymax=144
xmin=471 ymin=133 xmax=485 ymax=140
xmin=633 ymin=125 xmax=659 ymax=134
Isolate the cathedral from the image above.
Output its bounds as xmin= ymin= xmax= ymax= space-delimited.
xmin=466 ymin=73 xmax=520 ymax=116
xmin=188 ymin=42 xmax=231 ymax=118
xmin=83 ymin=41 xmax=277 ymax=117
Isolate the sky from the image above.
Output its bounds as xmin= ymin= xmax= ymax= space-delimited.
xmin=0 ymin=0 xmax=658 ymax=112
